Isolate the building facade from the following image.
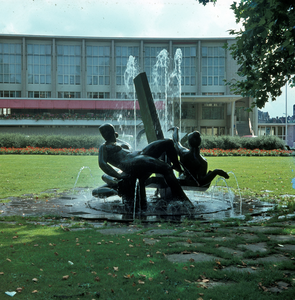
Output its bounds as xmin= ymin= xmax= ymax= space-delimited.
xmin=0 ymin=34 xmax=257 ymax=137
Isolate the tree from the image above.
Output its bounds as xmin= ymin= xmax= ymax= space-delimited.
xmin=198 ymin=0 xmax=295 ymax=109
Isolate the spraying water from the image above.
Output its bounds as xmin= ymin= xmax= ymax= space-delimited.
xmin=152 ymin=49 xmax=170 ymax=133
xmin=170 ymin=49 xmax=183 ymax=133
xmin=71 ymin=166 xmax=95 ymax=200
xmin=124 ymin=55 xmax=139 ymax=149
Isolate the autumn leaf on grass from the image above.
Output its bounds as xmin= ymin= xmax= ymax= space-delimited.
xmin=0 ymin=272 xmax=4 ymax=275
xmin=113 ymin=266 xmax=119 ymax=272
xmin=95 ymin=276 xmax=100 ymax=282
xmin=32 ymin=290 xmax=38 ymax=293
xmin=32 ymin=278 xmax=38 ymax=282
xmin=149 ymin=260 xmax=154 ymax=264
xmin=16 ymin=287 xmax=23 ymax=293
xmin=138 ymin=280 xmax=145 ymax=284
xmin=62 ymin=275 xmax=70 ymax=280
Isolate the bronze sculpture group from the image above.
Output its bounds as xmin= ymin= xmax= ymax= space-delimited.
xmin=92 ymin=123 xmax=229 ymax=212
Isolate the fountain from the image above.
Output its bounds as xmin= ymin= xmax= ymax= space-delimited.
xmin=60 ymin=52 xmax=274 ymax=222
xmin=87 ymin=72 xmax=238 ymax=221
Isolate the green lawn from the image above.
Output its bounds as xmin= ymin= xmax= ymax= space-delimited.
xmin=0 ymin=155 xmax=294 ymax=200
xmin=0 ymin=218 xmax=294 ymax=300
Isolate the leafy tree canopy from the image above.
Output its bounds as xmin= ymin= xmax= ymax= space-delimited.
xmin=198 ymin=0 xmax=295 ymax=109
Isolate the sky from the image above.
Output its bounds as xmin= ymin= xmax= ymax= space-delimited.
xmin=0 ymin=0 xmax=293 ymax=118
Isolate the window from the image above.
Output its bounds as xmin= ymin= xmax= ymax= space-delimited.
xmin=116 ymin=46 xmax=139 ymax=85
xmin=27 ymin=44 xmax=51 ymax=84
xmin=173 ymin=46 xmax=196 ymax=86
xmin=116 ymin=92 xmax=136 ymax=99
xmin=202 ymin=103 xmax=224 ymax=119
xmin=57 ymin=45 xmax=81 ymax=85
xmin=202 ymin=46 xmax=225 ymax=86
xmin=0 ymin=43 xmax=22 ymax=84
xmin=86 ymin=46 xmax=110 ymax=85
xmin=144 ymin=46 xmax=168 ymax=85
xmin=28 ymin=91 xmax=51 ymax=98
xmin=58 ymin=91 xmax=81 ymax=98
xmin=87 ymin=92 xmax=110 ymax=99
xmin=202 ymin=92 xmax=224 ymax=96
xmin=0 ymin=90 xmax=21 ymax=97
xmin=201 ymin=126 xmax=225 ymax=136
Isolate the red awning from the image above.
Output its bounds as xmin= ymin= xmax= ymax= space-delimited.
xmin=0 ymin=98 xmax=164 ymax=110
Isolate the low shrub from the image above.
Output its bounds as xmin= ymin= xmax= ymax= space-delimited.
xmin=0 ymin=133 xmax=287 ymax=150
xmin=0 ymin=133 xmax=104 ymax=149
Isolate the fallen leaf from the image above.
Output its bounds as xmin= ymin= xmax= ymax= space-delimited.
xmin=149 ymin=260 xmax=154 ymax=264
xmin=62 ymin=275 xmax=70 ymax=280
xmin=95 ymin=276 xmax=100 ymax=282
xmin=34 ymin=244 xmax=39 ymax=247
xmin=185 ymin=279 xmax=191 ymax=283
xmin=156 ymin=251 xmax=161 ymax=254
xmin=113 ymin=267 xmax=119 ymax=271
xmin=0 ymin=272 xmax=4 ymax=275
xmin=16 ymin=287 xmax=23 ymax=293
xmin=124 ymin=274 xmax=131 ymax=279
xmin=32 ymin=290 xmax=38 ymax=293
xmin=187 ymin=239 xmax=192 ymax=244
xmin=97 ymin=242 xmax=102 ymax=245
xmin=6 ymin=258 xmax=11 ymax=262
xmin=138 ymin=280 xmax=145 ymax=284
xmin=32 ymin=278 xmax=38 ymax=282
xmin=54 ymin=252 xmax=58 ymax=256
xmin=148 ymin=277 xmax=153 ymax=281
xmin=13 ymin=236 xmax=18 ymax=239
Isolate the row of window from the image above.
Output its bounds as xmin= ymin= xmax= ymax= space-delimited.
xmin=0 ymin=42 xmax=226 ymax=87
xmin=0 ymin=90 xmax=111 ymax=99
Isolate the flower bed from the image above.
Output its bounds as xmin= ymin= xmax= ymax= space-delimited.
xmin=0 ymin=146 xmax=293 ymax=156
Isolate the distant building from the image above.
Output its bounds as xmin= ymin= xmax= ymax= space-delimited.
xmin=0 ymin=34 xmax=258 ymax=137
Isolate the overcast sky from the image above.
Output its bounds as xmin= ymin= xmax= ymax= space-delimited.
xmin=0 ymin=0 xmax=293 ymax=118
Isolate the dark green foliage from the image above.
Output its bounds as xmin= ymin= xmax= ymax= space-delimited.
xmin=0 ymin=133 xmax=104 ymax=149
xmin=200 ymin=0 xmax=295 ymax=109
xmin=200 ymin=134 xmax=285 ymax=150
xmin=0 ymin=133 xmax=286 ymax=150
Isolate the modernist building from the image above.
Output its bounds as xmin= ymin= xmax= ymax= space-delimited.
xmin=0 ymin=34 xmax=258 ymax=137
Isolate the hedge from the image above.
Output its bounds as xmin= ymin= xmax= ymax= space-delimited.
xmin=0 ymin=133 xmax=287 ymax=150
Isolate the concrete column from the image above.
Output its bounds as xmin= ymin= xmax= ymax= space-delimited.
xmin=231 ymin=101 xmax=235 ymax=136
xmin=197 ymin=40 xmax=201 ymax=95
xmin=52 ymin=39 xmax=57 ymax=98
xmin=111 ymin=40 xmax=115 ymax=99
xmin=140 ymin=40 xmax=144 ymax=70
xmin=21 ymin=38 xmax=26 ymax=97
xmin=81 ymin=39 xmax=86 ymax=98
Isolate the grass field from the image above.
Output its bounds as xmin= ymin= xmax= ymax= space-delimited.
xmin=0 ymin=217 xmax=295 ymax=300
xmin=0 ymin=155 xmax=294 ymax=201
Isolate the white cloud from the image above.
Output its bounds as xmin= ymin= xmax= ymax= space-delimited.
xmin=0 ymin=0 xmax=239 ymax=37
